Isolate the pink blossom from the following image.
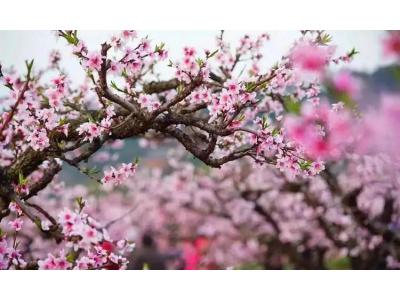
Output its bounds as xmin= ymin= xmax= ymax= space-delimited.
xmin=77 ymin=122 xmax=103 ymax=142
xmin=137 ymin=94 xmax=160 ymax=112
xmin=27 ymin=128 xmax=50 ymax=151
xmin=308 ymin=97 xmax=320 ymax=106
xmin=85 ymin=52 xmax=103 ymax=72
xmin=2 ymin=74 xmax=16 ymax=87
xmin=72 ymin=41 xmax=87 ymax=54
xmin=8 ymin=202 xmax=22 ymax=215
xmin=285 ymin=103 xmax=353 ymax=160
xmin=7 ymin=248 xmax=26 ymax=268
xmin=121 ymin=30 xmax=137 ymax=40
xmin=51 ymin=75 xmax=66 ymax=90
xmin=333 ymin=71 xmax=360 ymax=97
xmin=109 ymin=61 xmax=123 ymax=75
xmin=101 ymin=162 xmax=137 ymax=186
xmin=58 ymin=208 xmax=76 ymax=225
xmin=183 ymin=46 xmax=196 ymax=57
xmin=57 ymin=124 xmax=69 ymax=137
xmin=38 ymin=253 xmax=62 ymax=270
xmin=309 ymin=160 xmax=325 ymax=175
xmin=157 ymin=49 xmax=168 ymax=61
xmin=49 ymin=50 xmax=61 ymax=67
xmin=139 ymin=39 xmax=151 ymax=55
xmin=14 ymin=183 xmax=29 ymax=195
xmin=225 ymin=79 xmax=240 ymax=95
xmin=383 ymin=31 xmax=400 ymax=59
xmin=83 ymin=226 xmax=100 ymax=244
xmin=46 ymin=88 xmax=63 ymax=110
xmin=8 ymin=218 xmax=24 ymax=231
xmin=291 ymin=42 xmax=331 ymax=74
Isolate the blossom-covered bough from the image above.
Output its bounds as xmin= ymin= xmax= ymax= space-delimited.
xmin=0 ymin=30 xmax=399 ymax=269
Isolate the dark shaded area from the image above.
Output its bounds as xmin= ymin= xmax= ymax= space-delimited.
xmin=127 ymin=234 xmax=183 ymax=270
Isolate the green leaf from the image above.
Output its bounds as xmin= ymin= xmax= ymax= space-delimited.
xmin=63 ymin=31 xmax=79 ymax=46
xmin=58 ymin=117 xmax=67 ymax=125
xmin=207 ymin=49 xmax=219 ymax=59
xmin=83 ymin=167 xmax=99 ymax=176
xmin=25 ymin=59 xmax=34 ymax=79
xmin=176 ymin=84 xmax=185 ymax=94
xmin=283 ymin=96 xmax=301 ymax=115
xmin=319 ymin=33 xmax=332 ymax=45
xmin=261 ymin=115 xmax=269 ymax=129
xmin=258 ymin=82 xmax=268 ymax=90
xmin=57 ymin=141 xmax=66 ymax=149
xmin=110 ymin=80 xmax=118 ymax=90
xmin=121 ymin=68 xmax=129 ymax=78
xmin=195 ymin=58 xmax=204 ymax=67
xmin=32 ymin=217 xmax=42 ymax=229
xmin=234 ymin=262 xmax=264 ymax=270
xmin=325 ymin=256 xmax=351 ymax=270
xmin=244 ymin=82 xmax=257 ymax=92
xmin=87 ymin=114 xmax=95 ymax=123
xmin=18 ymin=172 xmax=27 ymax=185
xmin=391 ymin=66 xmax=400 ymax=83
xmin=347 ymin=47 xmax=359 ymax=58
xmin=237 ymin=114 xmax=245 ymax=122
xmin=75 ymin=196 xmax=85 ymax=212
xmin=154 ymin=42 xmax=165 ymax=52
xmin=66 ymin=251 xmax=79 ymax=263
xmin=271 ymin=128 xmax=280 ymax=136
xmin=298 ymin=160 xmax=312 ymax=170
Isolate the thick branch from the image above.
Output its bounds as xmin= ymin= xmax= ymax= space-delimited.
xmin=143 ymin=78 xmax=179 ymax=94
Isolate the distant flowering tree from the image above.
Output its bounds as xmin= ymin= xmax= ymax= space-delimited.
xmin=0 ymin=30 xmax=399 ymax=269
xmin=122 ymin=149 xmax=398 ymax=269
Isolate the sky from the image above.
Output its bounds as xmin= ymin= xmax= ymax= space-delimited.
xmin=0 ymin=30 xmax=388 ymax=90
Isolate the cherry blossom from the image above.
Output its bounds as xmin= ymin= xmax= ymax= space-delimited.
xmin=101 ymin=162 xmax=137 ymax=186
xmin=290 ymin=41 xmax=332 ymax=74
xmin=8 ymin=218 xmax=24 ymax=231
xmin=77 ymin=122 xmax=104 ymax=142
xmin=383 ymin=31 xmax=400 ymax=59
xmin=84 ymin=52 xmax=103 ymax=71
xmin=332 ymin=71 xmax=360 ymax=98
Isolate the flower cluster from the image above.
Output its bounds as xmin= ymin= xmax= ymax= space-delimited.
xmin=1 ymin=200 xmax=134 ymax=270
xmin=76 ymin=105 xmax=115 ymax=142
xmin=208 ymin=80 xmax=256 ymax=122
xmin=215 ymin=33 xmax=269 ymax=77
xmin=137 ymin=94 xmax=161 ymax=112
xmin=35 ymin=207 xmax=133 ymax=270
xmin=0 ymin=236 xmax=27 ymax=269
xmin=284 ymin=102 xmax=354 ymax=160
xmin=101 ymin=162 xmax=137 ymax=186
xmin=383 ymin=31 xmax=400 ymax=59
xmin=290 ymin=40 xmax=334 ymax=74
